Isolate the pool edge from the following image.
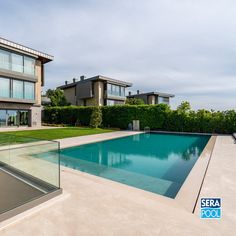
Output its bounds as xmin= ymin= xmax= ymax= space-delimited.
xmin=58 ymin=130 xmax=216 ymax=213
xmin=175 ymin=135 xmax=217 ymax=212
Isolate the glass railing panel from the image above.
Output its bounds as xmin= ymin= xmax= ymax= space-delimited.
xmin=0 ymin=62 xmax=35 ymax=76
xmin=0 ymin=134 xmax=60 ymax=189
xmin=107 ymin=90 xmax=126 ymax=98
xmin=0 ymin=134 xmax=60 ymax=217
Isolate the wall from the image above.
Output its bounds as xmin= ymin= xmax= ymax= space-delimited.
xmin=129 ymin=94 xmax=148 ymax=104
xmin=85 ymin=98 xmax=96 ymax=106
xmin=64 ymin=87 xmax=76 ymax=105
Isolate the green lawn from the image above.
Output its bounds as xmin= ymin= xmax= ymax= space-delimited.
xmin=0 ymin=127 xmax=114 ymax=141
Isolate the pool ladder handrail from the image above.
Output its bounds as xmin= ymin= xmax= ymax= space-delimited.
xmin=144 ymin=127 xmax=150 ymax=133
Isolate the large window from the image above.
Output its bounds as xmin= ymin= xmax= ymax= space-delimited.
xmin=120 ymin=87 xmax=125 ymax=97
xmin=158 ymin=96 xmax=169 ymax=104
xmin=0 ymin=49 xmax=10 ymax=70
xmin=0 ymin=110 xmax=7 ymax=127
xmin=107 ymin=83 xmax=126 ymax=97
xmin=24 ymin=81 xmax=35 ymax=100
xmin=0 ymin=77 xmax=10 ymax=98
xmin=24 ymin=56 xmax=35 ymax=75
xmin=107 ymin=99 xmax=124 ymax=106
xmin=0 ymin=48 xmax=35 ymax=75
xmin=0 ymin=76 xmax=35 ymax=100
xmin=13 ymin=80 xmax=24 ymax=99
xmin=12 ymin=53 xmax=23 ymax=73
xmin=0 ymin=109 xmax=29 ymax=127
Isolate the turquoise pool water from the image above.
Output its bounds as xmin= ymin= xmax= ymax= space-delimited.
xmin=41 ymin=133 xmax=210 ymax=198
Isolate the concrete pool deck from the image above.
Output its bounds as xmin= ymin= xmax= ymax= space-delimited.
xmin=56 ymin=130 xmax=143 ymax=149
xmin=0 ymin=133 xmax=235 ymax=235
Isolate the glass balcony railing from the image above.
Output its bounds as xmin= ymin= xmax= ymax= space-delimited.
xmin=0 ymin=61 xmax=35 ymax=76
xmin=107 ymin=90 xmax=126 ymax=98
xmin=0 ymin=134 xmax=61 ymax=218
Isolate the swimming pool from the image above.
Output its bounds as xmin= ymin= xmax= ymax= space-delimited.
xmin=42 ymin=133 xmax=210 ymax=198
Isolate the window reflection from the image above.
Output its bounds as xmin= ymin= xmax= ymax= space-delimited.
xmin=24 ymin=56 xmax=35 ymax=75
xmin=0 ymin=77 xmax=35 ymax=100
xmin=158 ymin=96 xmax=169 ymax=104
xmin=0 ymin=77 xmax=10 ymax=98
xmin=107 ymin=99 xmax=124 ymax=106
xmin=24 ymin=81 xmax=35 ymax=100
xmin=0 ymin=110 xmax=29 ymax=127
xmin=13 ymin=80 xmax=24 ymax=99
xmin=0 ymin=48 xmax=35 ymax=75
xmin=107 ymin=83 xmax=125 ymax=97
xmin=12 ymin=53 xmax=23 ymax=73
xmin=0 ymin=49 xmax=10 ymax=70
xmin=0 ymin=110 xmax=6 ymax=127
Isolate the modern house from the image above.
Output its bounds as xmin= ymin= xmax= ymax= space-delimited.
xmin=0 ymin=37 xmax=53 ymax=128
xmin=127 ymin=90 xmax=175 ymax=105
xmin=58 ymin=75 xmax=132 ymax=106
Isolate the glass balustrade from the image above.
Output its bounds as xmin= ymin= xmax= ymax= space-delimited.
xmin=107 ymin=83 xmax=125 ymax=97
xmin=0 ymin=134 xmax=61 ymax=217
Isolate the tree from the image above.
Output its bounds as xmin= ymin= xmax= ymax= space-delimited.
xmin=46 ymin=88 xmax=69 ymax=106
xmin=90 ymin=107 xmax=102 ymax=128
xmin=125 ymin=98 xmax=145 ymax=105
xmin=177 ymin=101 xmax=191 ymax=114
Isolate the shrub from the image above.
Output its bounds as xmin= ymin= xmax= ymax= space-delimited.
xmin=89 ymin=107 xmax=102 ymax=128
xmin=45 ymin=88 xmax=70 ymax=106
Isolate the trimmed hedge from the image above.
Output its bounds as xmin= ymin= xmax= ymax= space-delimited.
xmin=43 ymin=106 xmax=94 ymax=126
xmin=43 ymin=105 xmax=236 ymax=134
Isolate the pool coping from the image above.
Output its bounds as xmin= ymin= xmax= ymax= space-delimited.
xmin=175 ymin=135 xmax=217 ymax=212
xmin=57 ymin=131 xmax=143 ymax=149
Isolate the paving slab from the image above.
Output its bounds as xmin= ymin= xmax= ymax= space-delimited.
xmin=194 ymin=135 xmax=236 ymax=235
xmin=57 ymin=131 xmax=142 ymax=149
xmin=0 ymin=135 xmax=234 ymax=236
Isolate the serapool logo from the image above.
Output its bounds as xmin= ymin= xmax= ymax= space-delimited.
xmin=201 ymin=198 xmax=221 ymax=219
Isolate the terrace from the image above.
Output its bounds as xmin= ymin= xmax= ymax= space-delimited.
xmin=0 ymin=130 xmax=235 ymax=235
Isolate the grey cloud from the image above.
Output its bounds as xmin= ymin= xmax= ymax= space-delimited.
xmin=0 ymin=0 xmax=236 ymax=110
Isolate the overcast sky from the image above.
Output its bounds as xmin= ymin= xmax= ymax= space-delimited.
xmin=1 ymin=0 xmax=236 ymax=110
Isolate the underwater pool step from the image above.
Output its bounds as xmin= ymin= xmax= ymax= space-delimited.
xmin=60 ymin=155 xmax=181 ymax=197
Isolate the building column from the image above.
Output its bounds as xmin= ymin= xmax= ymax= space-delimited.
xmin=148 ymin=95 xmax=156 ymax=105
xmin=30 ymin=106 xmax=42 ymax=127
xmin=94 ymin=81 xmax=104 ymax=106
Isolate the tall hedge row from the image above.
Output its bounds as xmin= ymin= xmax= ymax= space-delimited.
xmin=43 ymin=106 xmax=94 ymax=126
xmin=43 ymin=105 xmax=236 ymax=134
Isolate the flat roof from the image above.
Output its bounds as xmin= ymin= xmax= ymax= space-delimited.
xmin=127 ymin=91 xmax=175 ymax=98
xmin=0 ymin=37 xmax=54 ymax=64
xmin=58 ymin=75 xmax=132 ymax=89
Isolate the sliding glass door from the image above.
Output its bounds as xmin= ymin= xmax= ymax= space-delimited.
xmin=0 ymin=110 xmax=29 ymax=127
xmin=0 ymin=110 xmax=7 ymax=127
